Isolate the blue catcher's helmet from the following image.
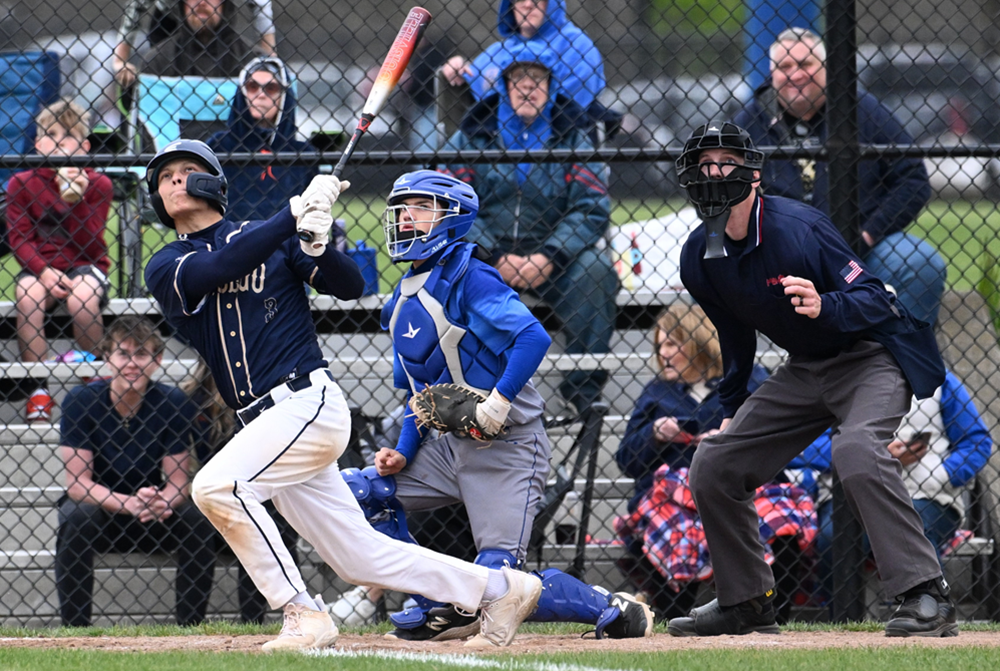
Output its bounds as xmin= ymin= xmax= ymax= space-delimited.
xmin=145 ymin=139 xmax=228 ymax=229
xmin=382 ymin=170 xmax=479 ymax=263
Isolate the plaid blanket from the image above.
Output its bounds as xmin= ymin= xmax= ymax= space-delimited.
xmin=615 ymin=464 xmax=818 ymax=591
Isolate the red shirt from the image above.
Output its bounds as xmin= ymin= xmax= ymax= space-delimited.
xmin=7 ymin=167 xmax=113 ymax=275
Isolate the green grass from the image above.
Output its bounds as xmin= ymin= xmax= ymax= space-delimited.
xmin=1 ymin=645 xmax=1000 ymax=671
xmin=3 ymin=196 xmax=997 ymax=303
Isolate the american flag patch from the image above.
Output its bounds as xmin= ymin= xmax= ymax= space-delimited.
xmin=840 ymin=260 xmax=863 ymax=284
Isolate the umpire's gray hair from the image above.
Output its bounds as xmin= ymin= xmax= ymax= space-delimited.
xmin=769 ymin=27 xmax=827 ymax=65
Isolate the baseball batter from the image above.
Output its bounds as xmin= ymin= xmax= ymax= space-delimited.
xmin=336 ymin=170 xmax=652 ymax=645
xmin=142 ymin=141 xmax=542 ymax=651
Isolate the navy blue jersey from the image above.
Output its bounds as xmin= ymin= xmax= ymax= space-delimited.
xmin=60 ymin=380 xmax=195 ymax=495
xmin=680 ymin=194 xmax=944 ymax=416
xmin=145 ymin=210 xmax=339 ymax=409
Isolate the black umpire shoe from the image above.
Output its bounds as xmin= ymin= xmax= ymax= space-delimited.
xmin=885 ymin=577 xmax=959 ymax=638
xmin=384 ymin=605 xmax=481 ymax=642
xmin=667 ymin=589 xmax=780 ymax=637
xmin=596 ymin=593 xmax=655 ymax=639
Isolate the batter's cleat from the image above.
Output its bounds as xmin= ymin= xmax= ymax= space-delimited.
xmin=885 ymin=578 xmax=959 ymax=638
xmin=667 ymin=589 xmax=780 ymax=637
xmin=596 ymin=592 xmax=655 ymax=639
xmin=384 ymin=605 xmax=481 ymax=642
xmin=329 ymin=585 xmax=378 ymax=627
xmin=262 ymin=598 xmax=339 ymax=652
xmin=467 ymin=567 xmax=542 ymax=648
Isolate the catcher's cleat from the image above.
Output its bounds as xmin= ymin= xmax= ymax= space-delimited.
xmin=262 ymin=598 xmax=339 ymax=652
xmin=467 ymin=567 xmax=542 ymax=647
xmin=384 ymin=605 xmax=481 ymax=642
xmin=596 ymin=592 xmax=655 ymax=639
xmin=667 ymin=590 xmax=780 ymax=637
xmin=885 ymin=578 xmax=959 ymax=638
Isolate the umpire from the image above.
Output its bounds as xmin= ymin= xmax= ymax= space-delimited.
xmin=668 ymin=122 xmax=955 ymax=638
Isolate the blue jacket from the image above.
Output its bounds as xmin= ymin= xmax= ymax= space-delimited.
xmin=465 ymin=0 xmax=605 ymax=109
xmin=680 ymin=195 xmax=945 ymax=417
xmin=616 ymin=365 xmax=770 ymax=510
xmin=732 ymin=82 xmax=931 ymax=245
xmin=208 ymin=58 xmax=318 ymax=222
xmin=442 ymin=91 xmax=610 ymax=270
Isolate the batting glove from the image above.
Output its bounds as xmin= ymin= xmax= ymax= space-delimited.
xmin=300 ymin=175 xmax=350 ymax=213
xmin=475 ymin=388 xmax=511 ymax=437
xmin=297 ymin=209 xmax=334 ymax=257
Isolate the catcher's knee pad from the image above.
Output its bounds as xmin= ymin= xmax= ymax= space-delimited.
xmin=474 ymin=548 xmax=520 ymax=570
xmin=528 ymin=567 xmax=616 ymax=629
xmin=342 ymin=466 xmax=412 ymax=545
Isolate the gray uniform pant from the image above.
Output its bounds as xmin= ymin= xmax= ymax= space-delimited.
xmin=690 ymin=340 xmax=942 ymax=606
xmin=394 ymin=418 xmax=551 ymax=563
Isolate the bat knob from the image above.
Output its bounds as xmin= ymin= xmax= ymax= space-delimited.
xmin=297 ymin=230 xmax=314 ymax=243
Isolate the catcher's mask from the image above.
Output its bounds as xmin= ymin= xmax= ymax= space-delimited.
xmin=382 ymin=170 xmax=479 ymax=263
xmin=146 ymin=139 xmax=228 ymax=229
xmin=676 ymin=121 xmax=763 ymax=219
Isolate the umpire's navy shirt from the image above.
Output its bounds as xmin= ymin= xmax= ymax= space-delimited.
xmin=680 ymin=194 xmax=944 ymax=418
xmin=60 ymin=380 xmax=195 ymax=495
xmin=145 ymin=211 xmax=331 ymax=410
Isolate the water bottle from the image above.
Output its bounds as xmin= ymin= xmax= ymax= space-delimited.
xmin=347 ymin=239 xmax=379 ymax=296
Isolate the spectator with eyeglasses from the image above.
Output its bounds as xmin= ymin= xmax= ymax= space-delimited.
xmin=208 ymin=57 xmax=319 ymax=222
xmin=55 ymin=316 xmax=217 ymax=627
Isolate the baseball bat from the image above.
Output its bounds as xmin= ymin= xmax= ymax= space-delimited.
xmin=298 ymin=6 xmax=433 ymax=242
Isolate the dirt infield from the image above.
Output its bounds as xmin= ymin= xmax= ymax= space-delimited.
xmin=1 ymin=631 xmax=999 ymax=654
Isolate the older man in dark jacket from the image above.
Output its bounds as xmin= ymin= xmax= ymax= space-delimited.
xmin=733 ymin=27 xmax=946 ymax=325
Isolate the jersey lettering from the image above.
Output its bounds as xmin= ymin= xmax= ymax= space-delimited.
xmin=219 ymin=263 xmax=267 ymax=294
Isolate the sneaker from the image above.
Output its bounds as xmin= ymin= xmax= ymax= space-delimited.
xmin=667 ymin=590 xmax=781 ymax=637
xmin=329 ymin=586 xmax=378 ymax=627
xmin=466 ymin=566 xmax=542 ymax=648
xmin=26 ymin=388 xmax=53 ymax=423
xmin=384 ymin=605 xmax=481 ymax=642
xmin=885 ymin=578 xmax=959 ymax=638
xmin=262 ymin=597 xmax=339 ymax=652
xmin=596 ymin=592 xmax=655 ymax=639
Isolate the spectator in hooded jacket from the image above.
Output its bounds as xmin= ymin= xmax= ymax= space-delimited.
xmin=441 ymin=42 xmax=617 ymax=413
xmin=733 ymin=27 xmax=946 ymax=325
xmin=208 ymin=57 xmax=318 ymax=222
xmin=441 ymin=0 xmax=604 ymax=111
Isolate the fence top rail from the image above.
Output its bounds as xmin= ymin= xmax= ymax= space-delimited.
xmin=2 ymin=145 xmax=999 ymax=169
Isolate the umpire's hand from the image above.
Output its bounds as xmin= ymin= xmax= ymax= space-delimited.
xmin=374 ymin=447 xmax=407 ymax=476
xmin=782 ymin=276 xmax=822 ymax=318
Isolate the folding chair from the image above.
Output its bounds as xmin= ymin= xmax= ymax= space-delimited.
xmin=530 ymin=401 xmax=610 ymax=579
xmin=134 ymin=73 xmax=239 ymax=151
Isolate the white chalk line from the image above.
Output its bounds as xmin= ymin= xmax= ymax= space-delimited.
xmin=309 ymin=647 xmax=642 ymax=671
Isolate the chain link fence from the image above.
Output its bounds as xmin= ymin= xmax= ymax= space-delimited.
xmin=0 ymin=0 xmax=999 ymax=630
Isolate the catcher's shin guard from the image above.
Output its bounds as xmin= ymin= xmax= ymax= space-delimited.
xmin=528 ymin=568 xmax=650 ymax=638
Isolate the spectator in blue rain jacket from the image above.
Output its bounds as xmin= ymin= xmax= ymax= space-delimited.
xmin=441 ymin=42 xmax=617 ymax=413
xmin=441 ymin=0 xmax=605 ymax=111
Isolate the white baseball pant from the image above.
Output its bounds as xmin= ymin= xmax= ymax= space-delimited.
xmin=192 ymin=368 xmax=490 ymax=611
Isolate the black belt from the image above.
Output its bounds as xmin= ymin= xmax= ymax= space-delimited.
xmin=236 ymin=369 xmax=334 ymax=427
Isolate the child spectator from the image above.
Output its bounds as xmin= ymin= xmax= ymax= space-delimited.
xmin=7 ymin=99 xmax=113 ymax=422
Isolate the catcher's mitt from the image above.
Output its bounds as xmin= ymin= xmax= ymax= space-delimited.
xmin=409 ymin=383 xmax=497 ymax=442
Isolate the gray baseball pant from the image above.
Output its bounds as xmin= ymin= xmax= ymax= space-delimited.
xmin=690 ymin=340 xmax=942 ymax=606
xmin=393 ymin=418 xmax=551 ymax=562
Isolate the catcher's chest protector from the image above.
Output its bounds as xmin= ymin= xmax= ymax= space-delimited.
xmin=387 ymin=243 xmax=491 ymax=397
